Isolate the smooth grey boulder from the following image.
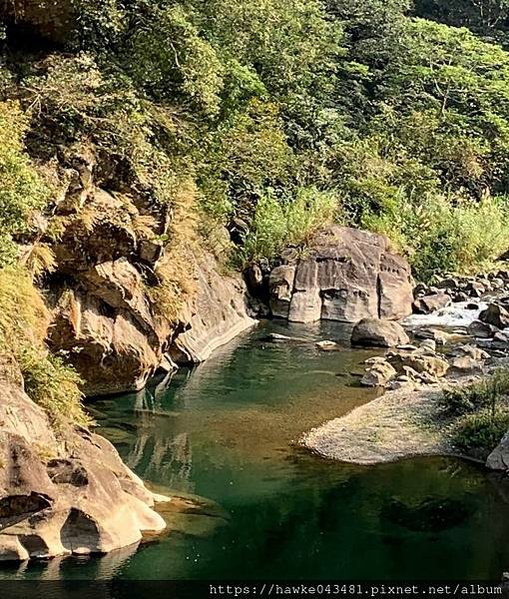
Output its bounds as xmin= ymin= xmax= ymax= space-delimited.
xmin=268 ymin=226 xmax=413 ymax=324
xmin=351 ymin=319 xmax=410 ymax=348
xmin=468 ymin=320 xmax=497 ymax=339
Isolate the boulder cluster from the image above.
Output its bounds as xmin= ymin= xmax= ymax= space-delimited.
xmin=413 ymin=270 xmax=509 ymax=314
xmin=357 ymin=328 xmax=490 ymax=391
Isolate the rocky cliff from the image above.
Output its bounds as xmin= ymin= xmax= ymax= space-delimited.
xmin=35 ymin=147 xmax=254 ymax=396
xmin=264 ymin=226 xmax=414 ymax=323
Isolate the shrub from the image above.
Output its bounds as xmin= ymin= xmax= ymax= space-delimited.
xmin=146 ymin=180 xmax=198 ymax=321
xmin=451 ymin=409 xmax=509 ymax=457
xmin=0 ymin=267 xmax=49 ymax=352
xmin=363 ymin=193 xmax=509 ymax=281
xmin=18 ymin=346 xmax=90 ymax=432
xmin=0 ymin=101 xmax=50 ymax=266
xmin=240 ymin=186 xmax=338 ymax=263
xmin=441 ymin=369 xmax=509 ymax=417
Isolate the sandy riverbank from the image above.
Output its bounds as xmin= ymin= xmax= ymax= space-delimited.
xmin=302 ymin=383 xmax=464 ymax=465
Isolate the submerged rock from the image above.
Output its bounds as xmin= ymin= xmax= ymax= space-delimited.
xmin=268 ymin=226 xmax=413 ymax=324
xmin=351 ymin=319 xmax=410 ymax=348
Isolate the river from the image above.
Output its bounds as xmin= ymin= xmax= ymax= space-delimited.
xmin=3 ymin=318 xmax=509 ymax=581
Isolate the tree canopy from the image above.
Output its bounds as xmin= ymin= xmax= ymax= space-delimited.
xmin=3 ymin=0 xmax=509 ymax=279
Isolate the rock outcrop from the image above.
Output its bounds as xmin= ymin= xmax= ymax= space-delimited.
xmin=41 ymin=147 xmax=256 ymax=395
xmin=0 ymin=381 xmax=165 ymax=561
xmin=168 ymin=252 xmax=256 ymax=364
xmin=267 ymin=226 xmax=413 ymax=324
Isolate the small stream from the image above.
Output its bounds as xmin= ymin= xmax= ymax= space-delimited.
xmin=4 ymin=316 xmax=509 ymax=581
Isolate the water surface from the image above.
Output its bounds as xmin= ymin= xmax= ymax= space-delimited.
xmin=3 ymin=320 xmax=509 ymax=581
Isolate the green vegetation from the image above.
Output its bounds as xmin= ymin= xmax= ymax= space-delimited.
xmin=441 ymin=369 xmax=509 ymax=457
xmin=19 ymin=346 xmax=89 ymax=432
xmin=3 ymin=1 xmax=509 ymax=280
xmin=0 ymin=268 xmax=88 ymax=432
xmin=241 ymin=188 xmax=338 ymax=263
xmin=4 ymin=1 xmax=509 ymax=425
xmin=0 ymin=101 xmax=50 ymax=267
xmin=452 ymin=409 xmax=509 ymax=456
xmin=441 ymin=368 xmax=509 ymax=417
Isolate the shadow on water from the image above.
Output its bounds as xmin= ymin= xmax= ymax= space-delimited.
xmin=3 ymin=320 xmax=509 ymax=581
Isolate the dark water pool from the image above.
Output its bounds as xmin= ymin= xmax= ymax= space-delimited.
xmin=3 ymin=320 xmax=509 ymax=581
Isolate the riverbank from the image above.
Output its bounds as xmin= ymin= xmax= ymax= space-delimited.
xmin=302 ymin=366 xmax=509 ymax=467
xmin=302 ymin=383 xmax=461 ymax=465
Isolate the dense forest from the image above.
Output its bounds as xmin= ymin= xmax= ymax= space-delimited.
xmin=3 ymin=0 xmax=509 ymax=423
xmin=4 ymin=0 xmax=509 ymax=279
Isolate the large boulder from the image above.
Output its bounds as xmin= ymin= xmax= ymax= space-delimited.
xmin=268 ymin=226 xmax=413 ymax=323
xmin=351 ymin=319 xmax=410 ymax=348
xmin=412 ymin=292 xmax=451 ymax=315
xmin=0 ymin=381 xmax=165 ymax=561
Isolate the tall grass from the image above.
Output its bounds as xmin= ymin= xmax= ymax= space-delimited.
xmin=0 ymin=267 xmax=89 ymax=432
xmin=363 ymin=194 xmax=509 ymax=282
xmin=241 ymin=186 xmax=338 ymax=263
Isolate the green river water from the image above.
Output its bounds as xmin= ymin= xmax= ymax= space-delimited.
xmin=3 ymin=320 xmax=509 ymax=582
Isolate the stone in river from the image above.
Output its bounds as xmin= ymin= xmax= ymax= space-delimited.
xmin=351 ymin=318 xmax=410 ymax=348
xmin=268 ymin=225 xmax=413 ymax=323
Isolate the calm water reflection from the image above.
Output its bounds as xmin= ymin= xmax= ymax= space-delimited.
xmin=2 ymin=321 xmax=509 ymax=581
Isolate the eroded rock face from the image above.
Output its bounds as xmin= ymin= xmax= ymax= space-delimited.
xmin=0 ymin=382 xmax=165 ymax=561
xmin=169 ymin=252 xmax=256 ymax=364
xmin=268 ymin=226 xmax=413 ymax=323
xmin=43 ymin=146 xmax=256 ymax=394
xmin=48 ymin=284 xmax=164 ymax=397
